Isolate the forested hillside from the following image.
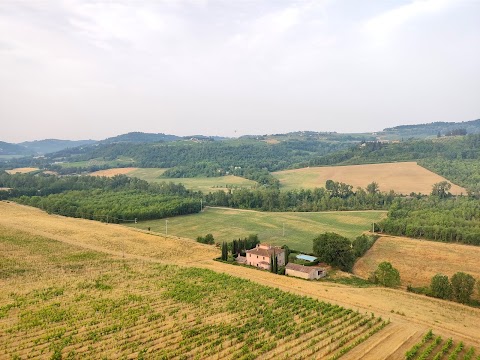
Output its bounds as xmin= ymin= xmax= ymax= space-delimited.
xmin=379 ymin=118 xmax=480 ymax=139
xmin=0 ymin=141 xmax=33 ymax=156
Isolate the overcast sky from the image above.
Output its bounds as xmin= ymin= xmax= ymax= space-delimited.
xmin=1 ymin=0 xmax=479 ymax=142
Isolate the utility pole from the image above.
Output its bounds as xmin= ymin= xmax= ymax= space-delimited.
xmin=165 ymin=219 xmax=168 ymax=236
xmin=372 ymin=222 xmax=375 ymax=233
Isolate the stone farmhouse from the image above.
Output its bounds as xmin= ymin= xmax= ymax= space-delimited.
xmin=285 ymin=263 xmax=328 ymax=280
xmin=245 ymin=244 xmax=285 ymax=271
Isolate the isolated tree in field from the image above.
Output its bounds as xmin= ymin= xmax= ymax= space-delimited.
xmin=372 ymin=262 xmax=400 ymax=287
xmin=430 ymin=274 xmax=452 ymax=300
xmin=451 ymin=272 xmax=475 ymax=304
xmin=431 ymin=181 xmax=451 ymax=199
xmin=312 ymin=232 xmax=355 ymax=271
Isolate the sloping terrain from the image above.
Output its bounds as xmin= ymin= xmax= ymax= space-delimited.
xmin=1 ymin=201 xmax=479 ymax=359
xmin=353 ymin=235 xmax=480 ymax=289
xmin=273 ymin=162 xmax=466 ymax=195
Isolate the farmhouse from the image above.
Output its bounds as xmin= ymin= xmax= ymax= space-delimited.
xmin=245 ymin=244 xmax=285 ymax=271
xmin=285 ymin=263 xmax=328 ymax=280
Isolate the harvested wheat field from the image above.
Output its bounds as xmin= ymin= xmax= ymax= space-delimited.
xmin=89 ymin=167 xmax=138 ymax=177
xmin=354 ymin=235 xmax=480 ymax=289
xmin=273 ymin=162 xmax=466 ymax=195
xmin=5 ymin=167 xmax=39 ymax=174
xmin=1 ymin=202 xmax=479 ymax=359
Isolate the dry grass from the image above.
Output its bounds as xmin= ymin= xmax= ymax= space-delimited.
xmin=89 ymin=167 xmax=138 ymax=177
xmin=354 ymin=235 xmax=480 ymax=289
xmin=273 ymin=162 xmax=466 ymax=195
xmin=1 ymin=201 xmax=479 ymax=357
xmin=5 ymin=167 xmax=39 ymax=174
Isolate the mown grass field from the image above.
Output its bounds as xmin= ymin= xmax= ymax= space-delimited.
xmin=272 ymin=162 xmax=466 ymax=195
xmin=353 ymin=235 xmax=480 ymax=291
xmin=129 ymin=168 xmax=258 ymax=192
xmin=129 ymin=207 xmax=386 ymax=253
xmin=0 ymin=224 xmax=388 ymax=359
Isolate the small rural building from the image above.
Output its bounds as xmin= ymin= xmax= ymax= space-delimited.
xmin=245 ymin=244 xmax=285 ymax=271
xmin=285 ymin=263 xmax=327 ymax=280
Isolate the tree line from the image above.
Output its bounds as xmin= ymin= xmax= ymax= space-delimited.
xmin=378 ymin=196 xmax=480 ymax=245
xmin=205 ymin=181 xmax=396 ymax=211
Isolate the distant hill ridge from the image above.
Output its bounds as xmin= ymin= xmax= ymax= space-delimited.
xmin=19 ymin=139 xmax=96 ymax=155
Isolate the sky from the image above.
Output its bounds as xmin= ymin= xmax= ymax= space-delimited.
xmin=1 ymin=0 xmax=479 ymax=142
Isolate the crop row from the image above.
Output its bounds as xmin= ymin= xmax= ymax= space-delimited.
xmin=405 ymin=330 xmax=479 ymax=360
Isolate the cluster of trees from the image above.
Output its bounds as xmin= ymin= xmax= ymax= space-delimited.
xmin=429 ymin=272 xmax=477 ymax=304
xmin=231 ymin=234 xmax=260 ymax=255
xmin=196 ymin=234 xmax=215 ymax=244
xmin=378 ymin=196 xmax=480 ymax=245
xmin=205 ymin=182 xmax=396 ymax=212
xmin=0 ymin=172 xmax=197 ymax=199
xmin=312 ymin=232 xmax=377 ymax=272
xmin=16 ymin=190 xmax=201 ymax=222
xmin=1 ymin=173 xmax=202 ymax=221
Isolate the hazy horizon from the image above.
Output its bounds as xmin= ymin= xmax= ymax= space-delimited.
xmin=1 ymin=0 xmax=479 ymax=142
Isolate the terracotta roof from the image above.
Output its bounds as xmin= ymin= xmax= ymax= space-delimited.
xmin=286 ymin=263 xmax=326 ymax=274
xmin=246 ymin=245 xmax=284 ymax=258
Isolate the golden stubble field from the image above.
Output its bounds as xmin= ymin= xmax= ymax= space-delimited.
xmin=89 ymin=167 xmax=139 ymax=177
xmin=1 ymin=202 xmax=479 ymax=359
xmin=273 ymin=162 xmax=466 ymax=195
xmin=5 ymin=167 xmax=39 ymax=174
xmin=354 ymin=235 xmax=480 ymax=289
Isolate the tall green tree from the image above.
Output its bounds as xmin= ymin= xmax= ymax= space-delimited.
xmin=221 ymin=242 xmax=228 ymax=261
xmin=430 ymin=274 xmax=452 ymax=300
xmin=312 ymin=232 xmax=355 ymax=271
xmin=431 ymin=181 xmax=452 ymax=198
xmin=372 ymin=262 xmax=400 ymax=287
xmin=451 ymin=272 xmax=475 ymax=304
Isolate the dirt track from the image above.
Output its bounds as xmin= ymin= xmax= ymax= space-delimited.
xmin=2 ymin=201 xmax=479 ymax=358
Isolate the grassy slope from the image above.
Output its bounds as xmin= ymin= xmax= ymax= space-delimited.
xmin=354 ymin=235 xmax=480 ymax=292
xmin=128 ymin=207 xmax=386 ymax=253
xmin=273 ymin=162 xmax=466 ymax=195
xmin=2 ymin=202 xmax=480 ymax=354
xmin=129 ymin=168 xmax=257 ymax=192
xmin=0 ymin=221 xmax=386 ymax=360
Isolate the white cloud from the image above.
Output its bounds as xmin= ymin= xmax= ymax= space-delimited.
xmin=363 ymin=0 xmax=455 ymax=44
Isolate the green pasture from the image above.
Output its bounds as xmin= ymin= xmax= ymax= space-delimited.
xmin=130 ymin=168 xmax=257 ymax=192
xmin=128 ymin=207 xmax=386 ymax=253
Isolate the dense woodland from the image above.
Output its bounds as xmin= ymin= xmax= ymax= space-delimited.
xmin=0 ymin=173 xmax=201 ymax=221
xmin=378 ymin=197 xmax=480 ymax=245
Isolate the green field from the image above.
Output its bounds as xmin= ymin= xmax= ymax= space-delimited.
xmin=130 ymin=168 xmax=257 ymax=192
xmin=128 ymin=207 xmax=386 ymax=253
